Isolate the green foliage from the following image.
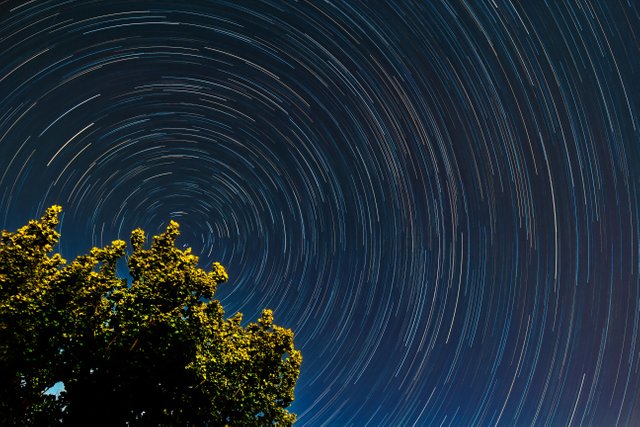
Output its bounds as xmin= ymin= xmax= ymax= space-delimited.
xmin=0 ymin=206 xmax=301 ymax=425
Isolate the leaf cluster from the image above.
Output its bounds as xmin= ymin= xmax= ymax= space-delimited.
xmin=0 ymin=207 xmax=300 ymax=426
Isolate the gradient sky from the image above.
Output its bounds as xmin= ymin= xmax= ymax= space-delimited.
xmin=1 ymin=1 xmax=640 ymax=425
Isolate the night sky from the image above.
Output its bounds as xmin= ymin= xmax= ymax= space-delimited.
xmin=1 ymin=1 xmax=640 ymax=425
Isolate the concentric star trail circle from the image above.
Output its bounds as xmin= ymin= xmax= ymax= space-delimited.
xmin=1 ymin=1 xmax=640 ymax=425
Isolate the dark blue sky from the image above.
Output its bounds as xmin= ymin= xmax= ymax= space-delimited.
xmin=1 ymin=1 xmax=640 ymax=425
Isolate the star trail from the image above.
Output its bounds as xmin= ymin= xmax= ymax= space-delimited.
xmin=1 ymin=0 xmax=640 ymax=425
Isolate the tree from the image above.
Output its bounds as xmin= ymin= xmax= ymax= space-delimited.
xmin=0 ymin=206 xmax=301 ymax=425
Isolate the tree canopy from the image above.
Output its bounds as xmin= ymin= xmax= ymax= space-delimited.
xmin=0 ymin=206 xmax=301 ymax=425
